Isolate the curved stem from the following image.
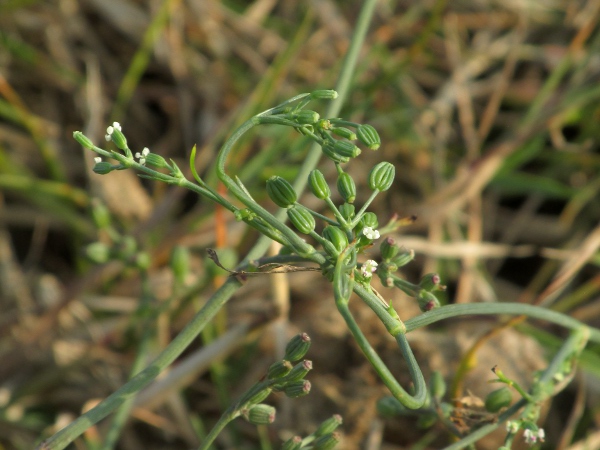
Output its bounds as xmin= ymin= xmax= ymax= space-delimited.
xmin=403 ymin=303 xmax=600 ymax=343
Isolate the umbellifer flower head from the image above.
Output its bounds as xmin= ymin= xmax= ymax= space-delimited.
xmin=361 ymin=259 xmax=378 ymax=278
xmin=362 ymin=226 xmax=380 ymax=240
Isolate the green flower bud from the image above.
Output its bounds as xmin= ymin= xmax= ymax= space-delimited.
xmin=311 ymin=89 xmax=338 ymax=99
xmin=429 ymin=371 xmax=446 ymax=401
xmin=336 ymin=172 xmax=356 ymax=204
xmin=368 ymin=162 xmax=395 ymax=191
xmin=266 ymin=176 xmax=297 ymax=208
xmin=73 ymin=131 xmax=94 ymax=149
xmin=287 ymin=205 xmax=316 ymax=234
xmin=170 ymin=246 xmax=190 ymax=285
xmin=93 ymin=162 xmax=114 ymax=175
xmin=244 ymin=404 xmax=276 ymax=425
xmin=145 ymin=153 xmax=172 ymax=169
xmin=485 ymin=387 xmax=512 ymax=413
xmin=317 ymin=119 xmax=332 ymax=130
xmin=419 ymin=273 xmax=441 ymax=291
xmin=285 ymin=360 xmax=312 ymax=382
xmin=294 ymin=110 xmax=320 ymax=124
xmin=380 ymin=237 xmax=399 ymax=261
xmin=322 ymin=141 xmax=350 ymax=163
xmin=357 ymin=124 xmax=381 ymax=150
xmin=234 ymin=208 xmax=257 ymax=222
xmin=281 ymin=436 xmax=303 ymax=450
xmin=338 ymin=203 xmax=355 ymax=221
xmin=284 ymin=379 xmax=311 ymax=398
xmin=85 ymin=242 xmax=110 ymax=264
xmin=308 ymin=169 xmax=331 ymax=199
xmin=322 ymin=226 xmax=348 ymax=254
xmin=333 ymin=140 xmax=361 ymax=158
xmin=314 ymin=414 xmax=343 ymax=437
xmin=110 ymin=128 xmax=128 ymax=151
xmin=331 ymin=127 xmax=356 ymax=140
xmin=312 ymin=432 xmax=341 ymax=450
xmin=116 ymin=236 xmax=137 ymax=260
xmin=284 ymin=333 xmax=311 ymax=362
xmin=267 ymin=360 xmax=293 ymax=379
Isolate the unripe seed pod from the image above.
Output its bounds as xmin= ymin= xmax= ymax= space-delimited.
xmin=338 ymin=203 xmax=355 ymax=221
xmin=294 ymin=110 xmax=320 ymax=124
xmin=331 ymin=127 xmax=357 ymax=140
xmin=368 ymin=162 xmax=395 ymax=191
xmin=170 ymin=246 xmax=190 ymax=285
xmin=285 ymin=360 xmax=313 ymax=382
xmin=91 ymin=200 xmax=111 ymax=229
xmin=284 ymin=380 xmax=311 ymax=398
xmin=322 ymin=141 xmax=350 ymax=163
xmin=281 ymin=436 xmax=303 ymax=450
xmin=73 ymin=131 xmax=94 ymax=149
xmin=284 ymin=333 xmax=311 ymax=362
xmin=322 ymin=226 xmax=348 ymax=254
xmin=308 ymin=169 xmax=331 ymax=199
xmin=419 ymin=273 xmax=441 ymax=291
xmin=357 ymin=212 xmax=378 ymax=230
xmin=266 ymin=176 xmax=297 ymax=208
xmin=315 ymin=414 xmax=343 ymax=437
xmin=377 ymin=396 xmax=408 ymax=417
xmin=287 ymin=205 xmax=316 ymax=234
xmin=110 ymin=128 xmax=128 ymax=150
xmin=145 ymin=153 xmax=171 ymax=169
xmin=380 ymin=237 xmax=400 ymax=261
xmin=336 ymin=172 xmax=356 ymax=204
xmin=312 ymin=432 xmax=341 ymax=450
xmin=392 ymin=249 xmax=414 ymax=267
xmin=357 ymin=124 xmax=381 ymax=150
xmin=311 ymin=89 xmax=338 ymax=99
xmin=239 ymin=384 xmax=272 ymax=406
xmin=333 ymin=140 xmax=361 ymax=158
xmin=485 ymin=387 xmax=512 ymax=413
xmin=85 ymin=242 xmax=110 ymax=264
xmin=268 ymin=360 xmax=293 ymax=379
xmin=336 ymin=272 xmax=354 ymax=300
xmin=93 ymin=162 xmax=113 ymax=175
xmin=418 ymin=291 xmax=440 ymax=312
xmin=244 ymin=404 xmax=276 ymax=425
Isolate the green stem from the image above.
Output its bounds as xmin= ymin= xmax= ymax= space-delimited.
xmin=349 ymin=190 xmax=379 ymax=228
xmin=403 ymin=303 xmax=600 ymax=343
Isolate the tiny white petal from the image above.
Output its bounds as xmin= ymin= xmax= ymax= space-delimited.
xmin=105 ymin=134 xmax=111 ymax=142
xmin=135 ymin=152 xmax=141 ymax=159
xmin=112 ymin=122 xmax=121 ymax=130
xmin=537 ymin=429 xmax=545 ymax=442
xmin=142 ymin=147 xmax=150 ymax=156
xmin=106 ymin=126 xmax=114 ymax=135
xmin=94 ymin=157 xmax=102 ymax=163
xmin=139 ymin=158 xmax=146 ymax=165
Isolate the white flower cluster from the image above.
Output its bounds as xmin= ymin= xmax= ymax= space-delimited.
xmin=361 ymin=259 xmax=378 ymax=278
xmin=523 ymin=428 xmax=545 ymax=446
xmin=362 ymin=226 xmax=380 ymax=240
xmin=135 ymin=147 xmax=150 ymax=165
xmin=105 ymin=122 xmax=121 ymax=141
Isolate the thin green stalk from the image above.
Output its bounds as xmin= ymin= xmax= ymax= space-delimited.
xmin=403 ymin=303 xmax=600 ymax=343
xmin=37 ymin=277 xmax=242 ymax=450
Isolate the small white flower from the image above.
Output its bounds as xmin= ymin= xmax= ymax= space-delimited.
xmin=94 ymin=157 xmax=102 ymax=164
xmin=506 ymin=421 xmax=519 ymax=434
xmin=361 ymin=259 xmax=378 ymax=278
xmin=523 ymin=428 xmax=544 ymax=446
xmin=105 ymin=126 xmax=113 ymax=141
xmin=362 ymin=226 xmax=380 ymax=240
xmin=135 ymin=147 xmax=150 ymax=165
xmin=112 ymin=122 xmax=121 ymax=131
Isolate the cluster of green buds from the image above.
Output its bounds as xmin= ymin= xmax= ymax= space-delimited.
xmin=281 ymin=414 xmax=343 ymax=450
xmin=235 ymin=333 xmax=315 ymax=428
xmin=375 ymin=237 xmax=444 ymax=312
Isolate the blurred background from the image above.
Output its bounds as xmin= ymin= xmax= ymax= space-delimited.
xmin=1 ymin=0 xmax=600 ymax=449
